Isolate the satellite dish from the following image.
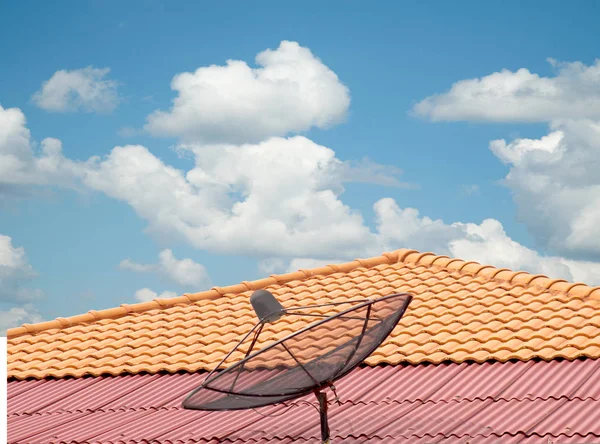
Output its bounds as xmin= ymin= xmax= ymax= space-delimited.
xmin=182 ymin=291 xmax=412 ymax=443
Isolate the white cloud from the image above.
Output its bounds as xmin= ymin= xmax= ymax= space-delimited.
xmin=0 ymin=104 xmax=30 ymax=158
xmin=375 ymin=198 xmax=463 ymax=253
xmin=490 ymin=130 xmax=564 ymax=166
xmin=83 ymin=136 xmax=401 ymax=258
xmin=157 ymin=249 xmax=210 ymax=287
xmin=374 ymin=201 xmax=600 ymax=285
xmin=0 ymin=235 xmax=43 ymax=334
xmin=0 ymin=234 xmax=42 ymax=302
xmin=144 ymin=41 xmax=350 ymax=144
xmin=448 ymin=219 xmax=576 ymax=281
xmin=133 ymin=288 xmax=178 ymax=303
xmin=256 ymin=199 xmax=600 ymax=286
xmin=0 ymin=104 xmax=83 ymax=196
xmin=32 ymin=67 xmax=120 ymax=113
xmin=0 ymin=235 xmax=32 ymax=271
xmin=414 ymin=59 xmax=600 ymax=122
xmin=80 ymin=131 xmax=600 ymax=285
xmin=7 ymin=47 xmax=600 ymax=298
xmin=120 ymin=249 xmax=211 ymax=288
xmin=119 ymin=259 xmax=154 ymax=273
xmin=488 ymin=119 xmax=600 ymax=259
xmin=561 ymin=258 xmax=600 ymax=284
xmin=0 ymin=304 xmax=43 ymax=335
xmin=413 ymin=58 xmax=600 ymax=266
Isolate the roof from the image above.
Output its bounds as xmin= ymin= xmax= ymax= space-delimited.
xmin=8 ymin=248 xmax=600 ymax=380
xmin=8 ymin=359 xmax=600 ymax=443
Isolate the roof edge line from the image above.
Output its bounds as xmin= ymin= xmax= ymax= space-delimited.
xmin=399 ymin=250 xmax=599 ymax=298
xmin=6 ymin=250 xmax=401 ymax=339
xmin=7 ymin=248 xmax=600 ymax=339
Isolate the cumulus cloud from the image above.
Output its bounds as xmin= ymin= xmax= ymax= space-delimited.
xmin=0 ymin=104 xmax=84 ymax=197
xmin=448 ymin=219 xmax=577 ymax=281
xmin=120 ymin=249 xmax=211 ymax=288
xmin=0 ymin=304 xmax=43 ymax=335
xmin=133 ymin=288 xmax=178 ymax=303
xmin=83 ymin=136 xmax=403 ymax=258
xmin=119 ymin=259 xmax=154 ymax=273
xmin=32 ymin=67 xmax=120 ymax=113
xmin=561 ymin=258 xmax=600 ymax=284
xmin=8 ymin=46 xmax=600 ymax=297
xmin=0 ymin=234 xmax=42 ymax=301
xmin=413 ymin=57 xmax=600 ymax=267
xmin=0 ymin=235 xmax=44 ymax=334
xmin=374 ymin=200 xmax=600 ymax=285
xmin=489 ymin=119 xmax=600 ymax=259
xmin=414 ymin=58 xmax=600 ymax=122
xmin=261 ymin=199 xmax=600 ymax=285
xmin=375 ymin=199 xmax=463 ymax=253
xmin=145 ymin=41 xmax=350 ymax=144
xmin=78 ymin=130 xmax=600 ymax=285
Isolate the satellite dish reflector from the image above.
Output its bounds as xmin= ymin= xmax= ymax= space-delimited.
xmin=183 ymin=291 xmax=412 ymax=443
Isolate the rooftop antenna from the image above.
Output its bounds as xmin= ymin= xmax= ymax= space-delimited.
xmin=182 ymin=290 xmax=412 ymax=443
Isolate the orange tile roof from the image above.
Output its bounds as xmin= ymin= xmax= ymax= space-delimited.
xmin=7 ymin=249 xmax=600 ymax=380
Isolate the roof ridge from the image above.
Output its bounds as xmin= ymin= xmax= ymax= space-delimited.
xmin=7 ymin=249 xmax=600 ymax=339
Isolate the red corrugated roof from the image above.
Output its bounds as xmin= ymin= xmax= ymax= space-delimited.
xmin=8 ymin=358 xmax=600 ymax=443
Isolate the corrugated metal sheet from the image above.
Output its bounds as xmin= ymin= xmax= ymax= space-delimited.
xmin=8 ymin=358 xmax=600 ymax=443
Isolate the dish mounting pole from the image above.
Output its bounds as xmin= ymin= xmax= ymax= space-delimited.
xmin=315 ymin=390 xmax=330 ymax=444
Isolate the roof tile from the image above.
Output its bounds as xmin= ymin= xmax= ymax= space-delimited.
xmin=8 ymin=248 xmax=600 ymax=380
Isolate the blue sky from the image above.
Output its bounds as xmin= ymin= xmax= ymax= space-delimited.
xmin=2 ymin=1 xmax=600 ymax=332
